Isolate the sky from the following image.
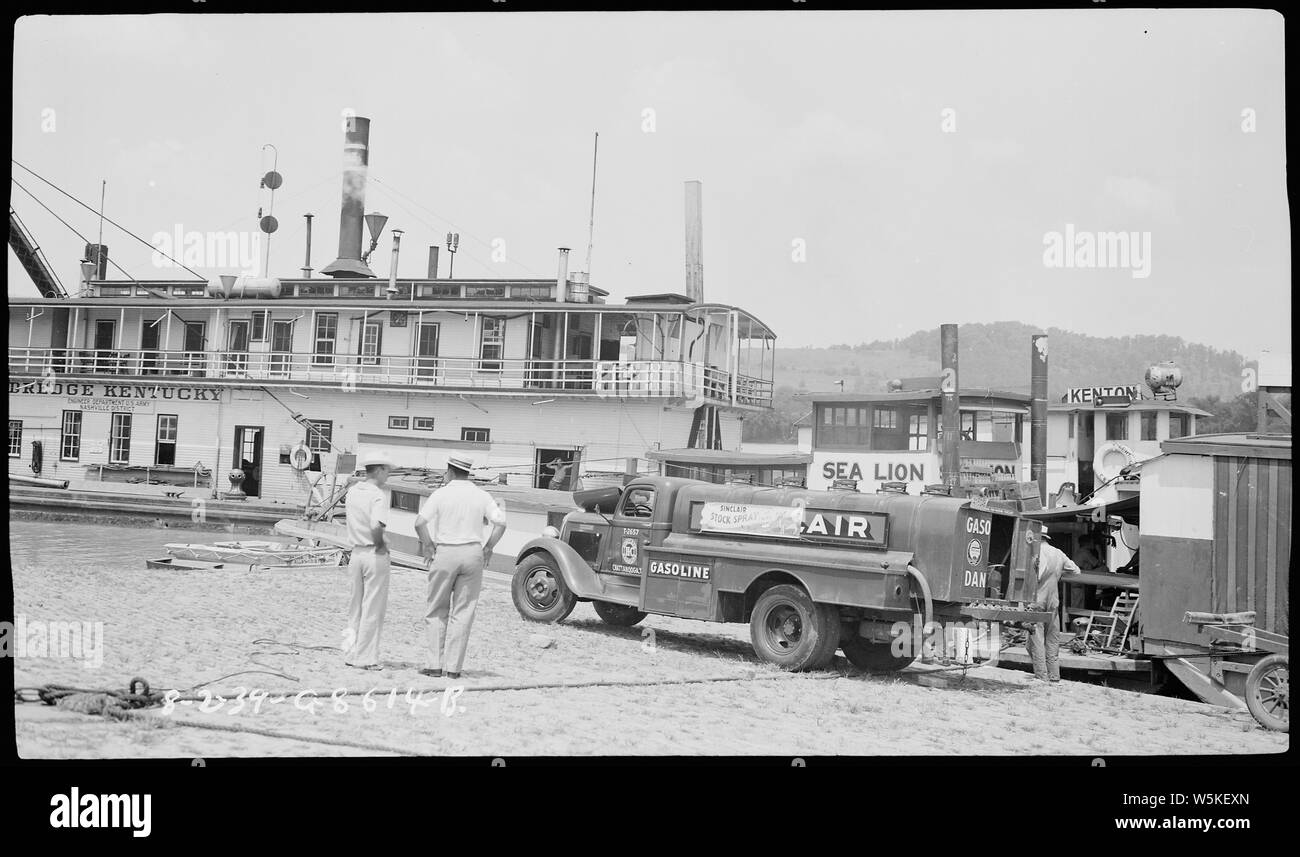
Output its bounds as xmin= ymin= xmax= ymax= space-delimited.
xmin=9 ymin=10 xmax=1290 ymax=357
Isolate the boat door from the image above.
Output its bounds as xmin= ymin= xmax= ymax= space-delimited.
xmin=415 ymin=322 xmax=440 ymax=380
xmin=233 ymin=425 xmax=264 ymax=498
xmin=269 ymin=320 xmax=293 ymax=377
xmin=603 ymin=484 xmax=658 ymax=579
xmin=226 ymin=320 xmax=250 ymax=375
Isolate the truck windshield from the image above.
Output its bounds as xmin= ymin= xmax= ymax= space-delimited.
xmin=620 ymin=488 xmax=655 ymax=519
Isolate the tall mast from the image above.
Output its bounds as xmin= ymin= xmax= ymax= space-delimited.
xmin=585 ymin=131 xmax=598 ymax=274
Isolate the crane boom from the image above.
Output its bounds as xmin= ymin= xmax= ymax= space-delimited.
xmin=8 ymin=208 xmax=66 ymax=298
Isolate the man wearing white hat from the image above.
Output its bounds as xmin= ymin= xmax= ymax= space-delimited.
xmin=1026 ymin=530 xmax=1081 ymax=682
xmin=342 ymin=450 xmax=394 ymax=671
xmin=413 ymin=455 xmax=508 ymax=678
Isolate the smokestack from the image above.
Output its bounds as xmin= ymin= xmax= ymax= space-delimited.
xmin=684 ymin=180 xmax=703 ymax=302
xmin=301 ymin=213 xmax=314 ymax=278
xmin=1031 ymin=334 xmax=1049 ymax=503
xmin=427 ymin=246 xmax=440 ymax=279
xmin=83 ymin=243 xmax=108 ymax=280
xmin=940 ymin=323 xmax=960 ymax=489
xmin=321 ymin=116 xmax=375 ymax=278
xmin=557 ymin=247 xmax=570 ymax=303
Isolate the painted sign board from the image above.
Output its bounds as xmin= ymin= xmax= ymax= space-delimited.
xmin=695 ymin=501 xmax=889 ymax=549
xmin=10 ymin=380 xmax=224 ymax=407
xmin=1063 ymin=385 xmax=1140 ymax=406
xmin=807 ymin=451 xmax=937 ymax=494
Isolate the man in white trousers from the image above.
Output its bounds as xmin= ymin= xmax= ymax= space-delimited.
xmin=413 ymin=455 xmax=508 ymax=679
xmin=343 ymin=451 xmax=393 ymax=671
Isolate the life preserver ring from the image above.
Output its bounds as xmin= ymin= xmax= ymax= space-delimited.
xmin=1094 ymin=442 xmax=1136 ymax=484
xmin=289 ymin=442 xmax=313 ymax=471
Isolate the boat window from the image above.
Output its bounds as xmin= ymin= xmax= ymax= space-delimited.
xmin=109 ymin=413 xmax=132 ymax=465
xmin=872 ymin=404 xmax=928 ymax=451
xmin=389 ymin=490 xmax=422 ymax=513
xmin=60 ymin=411 xmax=81 ymax=461
xmin=155 ymin=414 xmax=178 ymax=466
xmin=1105 ymin=412 xmax=1129 ymax=441
xmin=465 ymin=286 xmax=507 ymax=299
xmin=908 ymin=413 xmax=929 ymax=451
xmin=1140 ymin=411 xmax=1158 ymax=441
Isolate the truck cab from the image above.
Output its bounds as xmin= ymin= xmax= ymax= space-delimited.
xmin=512 ymin=476 xmax=1050 ymax=672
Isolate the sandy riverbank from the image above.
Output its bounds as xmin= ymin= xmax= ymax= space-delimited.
xmin=10 ymin=532 xmax=1289 ymax=758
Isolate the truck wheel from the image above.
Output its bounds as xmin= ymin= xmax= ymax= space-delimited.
xmin=593 ymin=601 xmax=647 ymax=627
xmin=841 ymin=636 xmax=917 ymax=673
xmin=1245 ymin=654 xmax=1288 ymax=732
xmin=512 ymin=554 xmax=577 ymax=623
xmin=750 ymin=584 xmax=840 ymax=671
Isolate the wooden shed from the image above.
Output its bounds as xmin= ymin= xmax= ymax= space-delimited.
xmin=1138 ymin=433 xmax=1290 ymax=705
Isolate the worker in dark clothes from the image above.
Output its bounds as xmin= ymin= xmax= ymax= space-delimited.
xmin=1026 ymin=532 xmax=1081 ymax=682
xmin=1072 ymin=534 xmax=1107 ymax=573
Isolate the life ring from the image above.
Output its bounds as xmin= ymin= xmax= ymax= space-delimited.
xmin=289 ymin=442 xmax=313 ymax=471
xmin=1094 ymin=442 xmax=1136 ymax=484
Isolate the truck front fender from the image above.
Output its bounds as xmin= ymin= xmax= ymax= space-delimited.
xmin=515 ymin=537 xmax=606 ymax=601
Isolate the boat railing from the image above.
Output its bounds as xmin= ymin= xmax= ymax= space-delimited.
xmin=7 ymin=347 xmax=774 ymax=405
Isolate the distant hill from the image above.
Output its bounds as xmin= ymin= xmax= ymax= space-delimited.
xmin=745 ymin=321 xmax=1249 ymax=442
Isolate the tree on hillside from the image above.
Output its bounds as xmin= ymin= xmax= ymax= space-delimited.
xmin=1187 ymin=393 xmax=1292 ymax=435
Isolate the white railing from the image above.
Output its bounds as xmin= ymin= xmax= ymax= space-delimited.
xmin=7 ymin=347 xmax=774 ymax=405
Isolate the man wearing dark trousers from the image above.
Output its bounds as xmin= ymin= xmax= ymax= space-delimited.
xmin=1026 ymin=532 xmax=1081 ymax=682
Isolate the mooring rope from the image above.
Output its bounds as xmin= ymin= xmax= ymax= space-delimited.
xmin=15 ymin=670 xmax=844 ymax=755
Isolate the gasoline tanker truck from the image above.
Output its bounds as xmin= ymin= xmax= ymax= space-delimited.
xmin=511 ymin=477 xmax=1052 ymax=671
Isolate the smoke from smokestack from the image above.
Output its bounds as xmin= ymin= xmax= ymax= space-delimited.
xmin=321 ymin=116 xmax=376 ymax=278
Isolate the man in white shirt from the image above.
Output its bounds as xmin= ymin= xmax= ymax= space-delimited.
xmin=413 ymin=455 xmax=508 ymax=679
xmin=343 ymin=451 xmax=393 ymax=671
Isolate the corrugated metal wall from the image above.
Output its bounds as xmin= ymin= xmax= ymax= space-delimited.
xmin=1212 ymin=455 xmax=1290 ymax=635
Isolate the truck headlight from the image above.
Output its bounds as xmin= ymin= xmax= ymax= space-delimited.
xmin=542 ymin=526 xmax=560 ymax=539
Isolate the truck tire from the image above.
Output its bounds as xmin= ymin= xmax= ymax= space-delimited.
xmin=750 ymin=584 xmax=840 ymax=671
xmin=840 ymin=636 xmax=917 ymax=673
xmin=512 ymin=554 xmax=577 ymax=623
xmin=1245 ymin=654 xmax=1288 ymax=732
xmin=593 ymin=600 xmax=647 ymax=627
